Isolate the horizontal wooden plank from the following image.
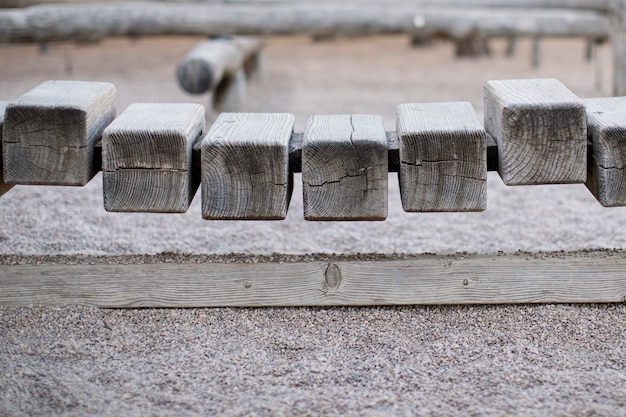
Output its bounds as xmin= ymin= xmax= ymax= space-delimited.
xmin=0 ymin=3 xmax=610 ymax=43
xmin=1 ymin=253 xmax=624 ymax=307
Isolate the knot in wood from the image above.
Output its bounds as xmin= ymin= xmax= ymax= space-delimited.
xmin=323 ymin=263 xmax=342 ymax=292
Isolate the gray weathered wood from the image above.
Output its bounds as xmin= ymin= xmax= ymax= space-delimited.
xmin=2 ymin=80 xmax=116 ymax=185
xmin=584 ymin=97 xmax=626 ymax=206
xmin=0 ymin=101 xmax=13 ymax=197
xmin=302 ymin=114 xmax=388 ymax=221
xmin=0 ymin=253 xmax=624 ymax=307
xmin=0 ymin=3 xmax=610 ymax=43
xmin=102 ymin=103 xmax=205 ymax=213
xmin=484 ymin=78 xmax=587 ymax=185
xmin=397 ymin=102 xmax=487 ymax=212
xmin=609 ymin=0 xmax=626 ymax=95
xmin=212 ymin=68 xmax=247 ymax=112
xmin=201 ymin=112 xmax=294 ymax=220
xmin=176 ymin=36 xmax=263 ymax=95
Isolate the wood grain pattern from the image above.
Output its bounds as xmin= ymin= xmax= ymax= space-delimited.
xmin=0 ymin=101 xmax=13 ymax=197
xmin=102 ymin=103 xmax=205 ymax=213
xmin=2 ymin=80 xmax=116 ymax=185
xmin=397 ymin=102 xmax=486 ymax=212
xmin=201 ymin=112 xmax=294 ymax=220
xmin=302 ymin=114 xmax=388 ymax=221
xmin=0 ymin=3 xmax=610 ymax=43
xmin=484 ymin=78 xmax=587 ymax=185
xmin=1 ymin=254 xmax=624 ymax=307
xmin=584 ymin=97 xmax=626 ymax=206
xmin=176 ymin=36 xmax=263 ymax=95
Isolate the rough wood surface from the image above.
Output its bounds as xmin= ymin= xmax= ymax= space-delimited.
xmin=2 ymin=80 xmax=116 ymax=185
xmin=397 ymin=102 xmax=486 ymax=212
xmin=176 ymin=36 xmax=263 ymax=95
xmin=201 ymin=112 xmax=294 ymax=220
xmin=302 ymin=114 xmax=388 ymax=221
xmin=484 ymin=78 xmax=587 ymax=185
xmin=0 ymin=101 xmax=13 ymax=197
xmin=102 ymin=102 xmax=205 ymax=213
xmin=584 ymin=97 xmax=626 ymax=206
xmin=1 ymin=253 xmax=624 ymax=307
xmin=0 ymin=3 xmax=610 ymax=43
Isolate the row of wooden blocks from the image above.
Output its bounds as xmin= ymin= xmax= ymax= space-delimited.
xmin=1 ymin=79 xmax=624 ymax=220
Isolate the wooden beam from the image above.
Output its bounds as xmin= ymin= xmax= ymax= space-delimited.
xmin=0 ymin=252 xmax=624 ymax=307
xmin=397 ymin=102 xmax=486 ymax=212
xmin=212 ymin=68 xmax=247 ymax=112
xmin=102 ymin=103 xmax=205 ymax=212
xmin=302 ymin=114 xmax=388 ymax=221
xmin=0 ymin=3 xmax=610 ymax=43
xmin=0 ymin=101 xmax=13 ymax=197
xmin=2 ymin=80 xmax=116 ymax=186
xmin=484 ymin=78 xmax=587 ymax=185
xmin=584 ymin=97 xmax=626 ymax=207
xmin=201 ymin=112 xmax=294 ymax=220
xmin=176 ymin=36 xmax=263 ymax=95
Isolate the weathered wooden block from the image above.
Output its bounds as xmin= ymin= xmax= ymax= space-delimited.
xmin=397 ymin=102 xmax=487 ymax=212
xmin=584 ymin=97 xmax=626 ymax=207
xmin=0 ymin=101 xmax=13 ymax=197
xmin=484 ymin=78 xmax=586 ymax=185
xmin=102 ymin=103 xmax=205 ymax=213
xmin=201 ymin=112 xmax=294 ymax=220
xmin=2 ymin=80 xmax=116 ymax=185
xmin=302 ymin=114 xmax=388 ymax=221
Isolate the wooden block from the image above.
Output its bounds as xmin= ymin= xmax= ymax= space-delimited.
xmin=302 ymin=114 xmax=388 ymax=221
xmin=0 ymin=101 xmax=13 ymax=197
xmin=397 ymin=102 xmax=487 ymax=212
xmin=201 ymin=112 xmax=294 ymax=220
xmin=584 ymin=97 xmax=626 ymax=207
xmin=2 ymin=80 xmax=116 ymax=185
xmin=484 ymin=78 xmax=586 ymax=185
xmin=102 ymin=103 xmax=205 ymax=213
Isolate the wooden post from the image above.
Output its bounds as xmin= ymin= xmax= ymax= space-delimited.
xmin=102 ymin=103 xmax=205 ymax=213
xmin=201 ymin=112 xmax=294 ymax=220
xmin=3 ymin=80 xmax=116 ymax=186
xmin=397 ymin=102 xmax=487 ymax=212
xmin=302 ymin=114 xmax=388 ymax=221
xmin=531 ymin=36 xmax=541 ymax=68
xmin=176 ymin=36 xmax=263 ymax=95
xmin=584 ymin=97 xmax=626 ymax=206
xmin=212 ymin=68 xmax=247 ymax=112
xmin=610 ymin=0 xmax=626 ymax=95
xmin=484 ymin=78 xmax=587 ymax=185
xmin=0 ymin=101 xmax=13 ymax=197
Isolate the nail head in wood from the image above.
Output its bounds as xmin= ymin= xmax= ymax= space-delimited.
xmin=2 ymin=80 xmax=116 ymax=185
xmin=102 ymin=103 xmax=205 ymax=213
xmin=302 ymin=114 xmax=388 ymax=221
xmin=397 ymin=102 xmax=487 ymax=212
xmin=484 ymin=78 xmax=586 ymax=185
xmin=201 ymin=112 xmax=294 ymax=220
xmin=584 ymin=97 xmax=626 ymax=206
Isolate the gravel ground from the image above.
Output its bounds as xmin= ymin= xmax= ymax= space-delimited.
xmin=0 ymin=35 xmax=625 ymax=416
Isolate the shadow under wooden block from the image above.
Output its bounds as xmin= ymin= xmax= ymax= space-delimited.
xmin=0 ymin=102 xmax=13 ymax=197
xmin=102 ymin=103 xmax=205 ymax=213
xmin=201 ymin=112 xmax=294 ymax=220
xmin=302 ymin=114 xmax=388 ymax=221
xmin=484 ymin=78 xmax=586 ymax=185
xmin=584 ymin=97 xmax=626 ymax=207
xmin=397 ymin=102 xmax=486 ymax=212
xmin=3 ymin=80 xmax=116 ymax=185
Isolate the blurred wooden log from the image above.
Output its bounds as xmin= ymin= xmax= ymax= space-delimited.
xmin=397 ymin=102 xmax=486 ymax=212
xmin=2 ymin=80 xmax=115 ymax=185
xmin=176 ymin=36 xmax=263 ymax=95
xmin=302 ymin=114 xmax=388 ymax=221
xmin=102 ymin=103 xmax=205 ymax=212
xmin=212 ymin=68 xmax=247 ymax=112
xmin=201 ymin=112 xmax=294 ymax=220
xmin=484 ymin=78 xmax=586 ymax=186
xmin=584 ymin=97 xmax=626 ymax=207
xmin=0 ymin=101 xmax=13 ymax=197
xmin=0 ymin=3 xmax=610 ymax=43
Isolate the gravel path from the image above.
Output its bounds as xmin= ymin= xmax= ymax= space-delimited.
xmin=0 ymin=36 xmax=625 ymax=416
